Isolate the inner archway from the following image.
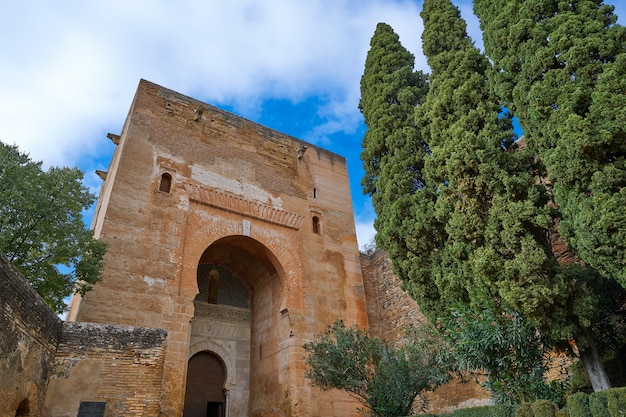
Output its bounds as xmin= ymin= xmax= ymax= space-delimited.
xmin=183 ymin=351 xmax=226 ymax=417
xmin=187 ymin=235 xmax=286 ymax=417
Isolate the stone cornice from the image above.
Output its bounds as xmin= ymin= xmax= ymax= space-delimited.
xmin=185 ymin=183 xmax=304 ymax=230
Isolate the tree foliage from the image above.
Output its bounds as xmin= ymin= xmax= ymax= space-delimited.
xmin=358 ymin=23 xmax=434 ymax=302
xmin=440 ymin=306 xmax=564 ymax=405
xmin=0 ymin=141 xmax=106 ymax=313
xmin=359 ymin=22 xmax=428 ymax=198
xmin=473 ymin=0 xmax=626 ymax=288
xmin=303 ymin=321 xmax=454 ymax=417
xmin=360 ymin=0 xmax=620 ymax=393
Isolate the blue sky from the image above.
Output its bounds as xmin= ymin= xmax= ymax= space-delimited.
xmin=1 ymin=1 xmax=625 ymax=249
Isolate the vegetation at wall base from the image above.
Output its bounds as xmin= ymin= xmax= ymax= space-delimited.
xmin=588 ymin=390 xmax=609 ymax=416
xmin=303 ymin=320 xmax=455 ymax=417
xmin=409 ymin=388 xmax=626 ymax=416
xmin=440 ymin=305 xmax=566 ymax=405
xmin=606 ymin=387 xmax=626 ymax=416
xmin=566 ymin=392 xmax=591 ymax=417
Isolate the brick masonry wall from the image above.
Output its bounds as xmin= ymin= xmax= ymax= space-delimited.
xmin=43 ymin=322 xmax=168 ymax=417
xmin=0 ymin=253 xmax=63 ymax=417
xmin=360 ymin=250 xmax=427 ymax=341
xmin=360 ymin=250 xmax=490 ymax=414
xmin=72 ymin=79 xmax=365 ymax=416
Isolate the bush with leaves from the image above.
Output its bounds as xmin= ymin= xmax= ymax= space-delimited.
xmin=303 ymin=320 xmax=455 ymax=417
xmin=440 ymin=305 xmax=566 ymax=405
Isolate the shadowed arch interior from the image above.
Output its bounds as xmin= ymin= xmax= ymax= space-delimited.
xmin=187 ymin=235 xmax=287 ymax=416
xmin=183 ymin=351 xmax=226 ymax=417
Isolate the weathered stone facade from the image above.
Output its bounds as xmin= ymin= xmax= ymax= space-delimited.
xmin=67 ymin=79 xmax=368 ymax=417
xmin=0 ymin=253 xmax=62 ymax=417
xmin=0 ymin=253 xmax=168 ymax=417
xmin=1 ymin=79 xmax=490 ymax=417
xmin=44 ymin=323 xmax=167 ymax=417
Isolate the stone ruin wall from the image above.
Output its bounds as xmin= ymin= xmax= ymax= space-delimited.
xmin=0 ymin=253 xmax=62 ymax=417
xmin=44 ymin=323 xmax=167 ymax=417
xmin=360 ymin=249 xmax=491 ymax=414
xmin=0 ymin=252 xmax=168 ymax=417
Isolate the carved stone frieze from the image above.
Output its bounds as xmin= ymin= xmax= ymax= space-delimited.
xmin=193 ymin=301 xmax=251 ymax=323
xmin=191 ymin=302 xmax=251 ymax=341
xmin=185 ymin=183 xmax=304 ymax=229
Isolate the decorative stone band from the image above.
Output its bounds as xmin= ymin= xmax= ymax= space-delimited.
xmin=193 ymin=301 xmax=251 ymax=323
xmin=185 ymin=183 xmax=304 ymax=230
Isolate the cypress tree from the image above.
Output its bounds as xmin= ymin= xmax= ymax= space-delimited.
xmin=362 ymin=0 xmax=598 ymax=394
xmin=474 ymin=0 xmax=626 ymax=289
xmin=413 ymin=0 xmax=608 ymax=393
xmin=414 ymin=0 xmax=587 ymax=340
xmin=474 ymin=0 xmax=626 ymax=391
xmin=359 ymin=23 xmax=442 ymax=313
xmin=359 ymin=23 xmax=428 ymax=198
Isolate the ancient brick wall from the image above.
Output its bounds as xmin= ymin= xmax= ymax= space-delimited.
xmin=360 ymin=249 xmax=490 ymax=413
xmin=68 ymin=80 xmax=365 ymax=416
xmin=0 ymin=253 xmax=63 ymax=417
xmin=360 ymin=250 xmax=427 ymax=341
xmin=43 ymin=322 xmax=167 ymax=417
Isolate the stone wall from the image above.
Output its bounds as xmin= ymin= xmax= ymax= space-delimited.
xmin=68 ymin=79 xmax=365 ymax=416
xmin=360 ymin=250 xmax=427 ymax=341
xmin=43 ymin=322 xmax=167 ymax=417
xmin=360 ymin=249 xmax=491 ymax=414
xmin=0 ymin=253 xmax=63 ymax=417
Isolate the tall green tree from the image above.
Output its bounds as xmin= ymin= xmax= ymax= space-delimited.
xmin=419 ymin=0 xmax=615 ymax=393
xmin=360 ymin=0 xmax=614 ymax=394
xmin=414 ymin=0 xmax=603 ymax=394
xmin=0 ymin=141 xmax=106 ymax=313
xmin=359 ymin=22 xmax=428 ymax=198
xmin=473 ymin=0 xmax=626 ymax=289
xmin=358 ymin=23 xmax=443 ymax=315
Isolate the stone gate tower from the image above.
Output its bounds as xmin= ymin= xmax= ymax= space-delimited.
xmin=68 ymin=79 xmax=369 ymax=417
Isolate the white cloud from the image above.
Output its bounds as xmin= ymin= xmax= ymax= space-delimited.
xmin=355 ymin=217 xmax=377 ymax=252
xmin=0 ymin=0 xmax=428 ymax=169
xmin=2 ymin=0 xmax=625 ymax=249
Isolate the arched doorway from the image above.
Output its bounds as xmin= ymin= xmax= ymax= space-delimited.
xmin=183 ymin=351 xmax=226 ymax=417
xmin=186 ymin=235 xmax=288 ymax=417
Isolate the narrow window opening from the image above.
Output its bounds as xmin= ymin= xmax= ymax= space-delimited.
xmin=313 ymin=188 xmax=317 ymax=199
xmin=159 ymin=173 xmax=172 ymax=193
xmin=15 ymin=399 xmax=30 ymax=417
xmin=312 ymin=216 xmax=321 ymax=234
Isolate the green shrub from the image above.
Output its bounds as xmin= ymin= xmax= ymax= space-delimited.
xmin=453 ymin=405 xmax=493 ymax=416
xmin=589 ymin=390 xmax=608 ymax=416
xmin=566 ymin=392 xmax=591 ymax=417
xmin=607 ymin=387 xmax=626 ymax=417
xmin=489 ymin=404 xmax=518 ymax=417
xmin=532 ymin=400 xmax=557 ymax=417
xmin=448 ymin=404 xmax=517 ymax=417
xmin=515 ymin=403 xmax=534 ymax=417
